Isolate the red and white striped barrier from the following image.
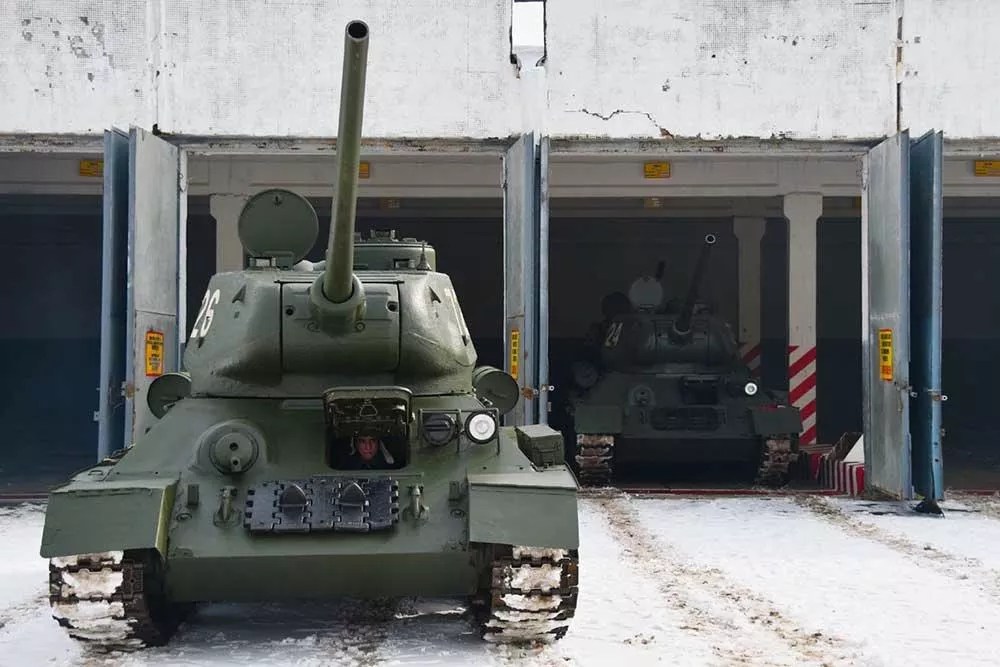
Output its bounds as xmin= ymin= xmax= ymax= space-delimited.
xmin=819 ymin=456 xmax=866 ymax=496
xmin=740 ymin=342 xmax=762 ymax=378
xmin=788 ymin=344 xmax=817 ymax=446
xmin=797 ymin=443 xmax=833 ymax=481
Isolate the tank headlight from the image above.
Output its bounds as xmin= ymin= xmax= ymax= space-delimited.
xmin=744 ymin=381 xmax=759 ymax=396
xmin=464 ymin=412 xmax=498 ymax=444
xmin=421 ymin=411 xmax=458 ymax=446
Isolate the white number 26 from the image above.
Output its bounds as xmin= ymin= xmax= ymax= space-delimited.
xmin=189 ymin=288 xmax=221 ymax=340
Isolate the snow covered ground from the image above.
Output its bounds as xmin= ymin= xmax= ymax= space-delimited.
xmin=3 ymin=493 xmax=1000 ymax=666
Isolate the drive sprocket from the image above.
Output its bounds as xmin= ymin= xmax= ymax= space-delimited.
xmin=574 ymin=433 xmax=615 ymax=486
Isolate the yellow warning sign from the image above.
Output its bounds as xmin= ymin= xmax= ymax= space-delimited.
xmin=974 ymin=160 xmax=1000 ymax=177
xmin=78 ymin=159 xmax=103 ymax=177
xmin=643 ymin=161 xmax=671 ymax=179
xmin=359 ymin=161 xmax=371 ymax=179
xmin=878 ymin=328 xmax=893 ymax=381
xmin=509 ymin=329 xmax=520 ymax=380
xmin=145 ymin=330 xmax=164 ymax=377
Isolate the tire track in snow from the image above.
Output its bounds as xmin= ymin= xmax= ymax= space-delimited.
xmin=0 ymin=592 xmax=47 ymax=633
xmin=948 ymin=493 xmax=1000 ymax=522
xmin=796 ymin=495 xmax=1000 ymax=599
xmin=595 ymin=492 xmax=857 ymax=666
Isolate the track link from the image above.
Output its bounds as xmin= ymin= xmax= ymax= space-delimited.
xmin=475 ymin=546 xmax=579 ymax=644
xmin=575 ymin=433 xmax=615 ymax=487
xmin=754 ymin=436 xmax=796 ymax=488
xmin=48 ymin=551 xmax=186 ymax=651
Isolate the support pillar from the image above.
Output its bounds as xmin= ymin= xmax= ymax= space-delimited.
xmin=210 ymin=194 xmax=249 ymax=272
xmin=733 ymin=216 xmax=766 ymax=378
xmin=784 ymin=193 xmax=823 ymax=446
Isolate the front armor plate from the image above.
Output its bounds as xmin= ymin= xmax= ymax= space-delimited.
xmin=244 ymin=477 xmax=400 ymax=534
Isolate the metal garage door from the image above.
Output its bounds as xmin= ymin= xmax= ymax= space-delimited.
xmin=96 ymin=127 xmax=186 ymax=459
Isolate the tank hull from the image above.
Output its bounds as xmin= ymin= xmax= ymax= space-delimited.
xmin=40 ymin=396 xmax=580 ymax=647
xmin=569 ymin=370 xmax=802 ymax=486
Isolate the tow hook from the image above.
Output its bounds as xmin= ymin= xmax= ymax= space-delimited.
xmin=408 ymin=485 xmax=429 ymax=521
xmin=214 ymin=485 xmax=239 ymax=526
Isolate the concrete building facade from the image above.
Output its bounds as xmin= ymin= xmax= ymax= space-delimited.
xmin=1 ymin=0 xmax=998 ymax=492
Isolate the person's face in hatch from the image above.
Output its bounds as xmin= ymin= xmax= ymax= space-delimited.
xmin=356 ymin=435 xmax=379 ymax=461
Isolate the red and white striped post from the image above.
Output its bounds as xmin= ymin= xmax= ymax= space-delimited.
xmin=784 ymin=193 xmax=823 ymax=447
xmin=788 ymin=343 xmax=818 ymax=445
xmin=734 ymin=216 xmax=766 ymax=379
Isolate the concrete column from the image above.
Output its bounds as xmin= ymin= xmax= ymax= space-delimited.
xmin=733 ymin=216 xmax=766 ymax=378
xmin=784 ymin=193 xmax=823 ymax=446
xmin=210 ymin=194 xmax=249 ymax=272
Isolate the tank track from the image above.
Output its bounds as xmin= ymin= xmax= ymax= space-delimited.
xmin=574 ymin=433 xmax=615 ymax=487
xmin=475 ymin=546 xmax=579 ymax=644
xmin=48 ymin=551 xmax=186 ymax=651
xmin=754 ymin=436 xmax=796 ymax=488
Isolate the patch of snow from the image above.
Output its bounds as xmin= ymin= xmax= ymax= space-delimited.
xmin=512 ymin=546 xmax=567 ymax=561
xmin=634 ymin=495 xmax=1000 ymax=667
xmin=605 ymin=494 xmax=860 ymax=666
xmin=51 ymin=550 xmax=124 ymax=569
xmin=0 ymin=505 xmax=47 ymax=622
xmin=60 ymin=567 xmax=124 ymax=599
xmin=507 ymin=563 xmax=562 ymax=593
xmin=50 ymin=599 xmax=132 ymax=639
xmin=501 ymin=593 xmax=562 ymax=612
xmin=4 ymin=496 xmax=1000 ymax=665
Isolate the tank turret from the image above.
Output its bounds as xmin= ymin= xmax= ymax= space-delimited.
xmin=181 ymin=18 xmax=479 ymax=398
xmin=670 ymin=233 xmax=716 ymax=342
xmin=311 ymin=19 xmax=370 ymax=334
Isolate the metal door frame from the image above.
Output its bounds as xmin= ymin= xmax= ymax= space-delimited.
xmin=861 ymin=131 xmax=912 ymax=499
xmin=121 ymin=126 xmax=186 ymax=448
xmin=96 ymin=128 xmax=130 ymax=461
xmin=909 ymin=129 xmax=945 ymax=505
xmin=502 ymin=133 xmax=540 ymax=426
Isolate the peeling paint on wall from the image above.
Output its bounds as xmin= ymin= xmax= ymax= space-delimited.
xmin=1 ymin=0 xmax=524 ymax=138
xmin=546 ymin=0 xmax=898 ymax=140
xmin=3 ymin=0 xmax=1000 ymax=141
xmin=1 ymin=2 xmax=151 ymax=133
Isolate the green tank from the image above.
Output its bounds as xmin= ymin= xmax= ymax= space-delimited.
xmin=39 ymin=20 xmax=579 ymax=650
xmin=568 ymin=234 xmax=802 ymax=488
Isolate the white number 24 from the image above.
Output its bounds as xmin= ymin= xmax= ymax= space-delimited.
xmin=190 ymin=288 xmax=221 ymax=340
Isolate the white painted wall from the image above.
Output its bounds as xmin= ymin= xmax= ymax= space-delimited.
xmin=901 ymin=1 xmax=1000 ymax=139
xmin=4 ymin=0 xmax=1000 ymax=142
xmin=545 ymin=0 xmax=897 ymax=140
xmin=1 ymin=1 xmax=523 ymax=138
xmin=1 ymin=3 xmax=155 ymax=134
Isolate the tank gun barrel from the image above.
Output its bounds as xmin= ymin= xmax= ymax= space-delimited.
xmin=323 ymin=20 xmax=370 ymax=303
xmin=309 ymin=20 xmax=370 ymax=333
xmin=671 ymin=233 xmax=716 ymax=340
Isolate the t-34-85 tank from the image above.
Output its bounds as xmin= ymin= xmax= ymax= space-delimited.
xmin=568 ymin=234 xmax=802 ymax=488
xmin=39 ymin=20 xmax=579 ymax=650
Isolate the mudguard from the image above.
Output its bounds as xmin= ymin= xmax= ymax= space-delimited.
xmin=466 ymin=468 xmax=579 ymax=549
xmin=572 ymin=404 xmax=623 ymax=434
xmin=39 ymin=476 xmax=178 ymax=559
xmin=749 ymin=405 xmax=803 ymax=436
